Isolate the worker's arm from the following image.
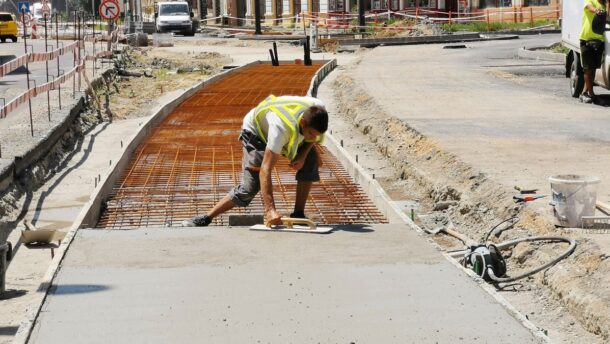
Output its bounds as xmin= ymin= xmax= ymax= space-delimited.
xmin=289 ymin=142 xmax=314 ymax=171
xmin=586 ymin=1 xmax=603 ymax=14
xmin=260 ymin=148 xmax=282 ymax=226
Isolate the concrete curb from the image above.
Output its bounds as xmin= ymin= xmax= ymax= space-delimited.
xmin=0 ymin=69 xmax=114 ymax=196
xmin=323 ymin=115 xmax=553 ymax=341
xmin=318 ymin=70 xmax=550 ymax=342
xmin=10 ymin=63 xmax=256 ymax=344
xmin=496 ymin=29 xmax=561 ymax=35
xmin=0 ymin=159 xmax=13 ymax=194
xmin=336 ymin=32 xmax=518 ymax=47
xmin=13 ymin=98 xmax=85 ymax=175
xmin=238 ymin=35 xmax=307 ymax=41
xmin=13 ymin=59 xmax=548 ymax=343
xmin=10 ymin=60 xmax=327 ymax=344
xmin=517 ymin=46 xmax=565 ymax=63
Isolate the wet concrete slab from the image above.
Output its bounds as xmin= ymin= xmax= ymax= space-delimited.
xmin=29 ymin=224 xmax=543 ymax=343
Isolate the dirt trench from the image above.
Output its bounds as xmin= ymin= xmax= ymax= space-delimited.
xmin=331 ymin=69 xmax=610 ymax=341
xmin=0 ymin=107 xmax=103 ymax=243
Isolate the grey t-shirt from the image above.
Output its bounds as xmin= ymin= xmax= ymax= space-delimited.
xmin=242 ymin=96 xmax=325 ymax=155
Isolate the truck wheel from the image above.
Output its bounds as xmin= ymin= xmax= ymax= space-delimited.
xmin=11 ymin=36 xmax=17 ymax=42
xmin=0 ymin=37 xmax=5 ymax=43
xmin=570 ymin=53 xmax=584 ymax=98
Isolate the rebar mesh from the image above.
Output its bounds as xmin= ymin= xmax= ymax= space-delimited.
xmin=97 ymin=63 xmax=387 ymax=228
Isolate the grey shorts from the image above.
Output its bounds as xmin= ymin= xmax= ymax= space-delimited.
xmin=228 ymin=142 xmax=320 ymax=207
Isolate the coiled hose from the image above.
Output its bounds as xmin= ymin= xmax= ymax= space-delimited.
xmin=449 ymin=236 xmax=577 ymax=283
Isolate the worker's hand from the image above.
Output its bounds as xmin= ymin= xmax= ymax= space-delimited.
xmin=289 ymin=158 xmax=305 ymax=171
xmin=265 ymin=209 xmax=283 ymax=227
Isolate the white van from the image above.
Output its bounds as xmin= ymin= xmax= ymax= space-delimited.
xmin=562 ymin=0 xmax=610 ymax=97
xmin=30 ymin=2 xmax=52 ymax=25
xmin=155 ymin=1 xmax=195 ymax=36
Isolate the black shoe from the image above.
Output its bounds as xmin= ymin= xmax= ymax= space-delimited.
xmin=590 ymin=93 xmax=600 ymax=104
xmin=289 ymin=211 xmax=307 ymax=219
xmin=182 ymin=215 xmax=212 ymax=227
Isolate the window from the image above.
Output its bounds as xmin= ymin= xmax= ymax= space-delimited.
xmin=525 ymin=0 xmax=549 ymax=5
xmin=329 ymin=0 xmax=345 ymax=12
xmin=480 ymin=0 xmax=512 ymax=8
xmin=159 ymin=4 xmax=189 ymax=15
xmin=405 ymin=0 xmax=435 ymax=8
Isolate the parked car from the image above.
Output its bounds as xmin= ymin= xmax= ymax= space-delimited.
xmin=0 ymin=12 xmax=18 ymax=43
xmin=155 ymin=1 xmax=196 ymax=36
xmin=562 ymin=0 xmax=610 ymax=97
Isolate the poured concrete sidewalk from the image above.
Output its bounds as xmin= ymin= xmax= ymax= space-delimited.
xmin=29 ymin=224 xmax=543 ymax=343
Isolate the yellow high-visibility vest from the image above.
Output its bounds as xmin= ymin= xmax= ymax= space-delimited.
xmin=252 ymin=95 xmax=322 ymax=160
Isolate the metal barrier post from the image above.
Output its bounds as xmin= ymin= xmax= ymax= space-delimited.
xmin=486 ymin=10 xmax=490 ymax=31
xmin=22 ymin=9 xmax=34 ymax=136
xmin=55 ymin=12 xmax=61 ymax=109
xmin=44 ymin=13 xmax=51 ymax=121
xmin=77 ymin=12 xmax=82 ymax=93
xmin=92 ymin=14 xmax=96 ymax=76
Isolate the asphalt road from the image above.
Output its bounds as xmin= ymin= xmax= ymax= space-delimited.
xmin=352 ymin=34 xmax=610 ymax=203
xmin=0 ymin=38 xmax=100 ymax=99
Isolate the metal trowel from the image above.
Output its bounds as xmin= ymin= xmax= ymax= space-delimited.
xmin=250 ymin=217 xmax=333 ymax=234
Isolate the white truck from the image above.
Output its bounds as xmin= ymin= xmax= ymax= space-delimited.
xmin=30 ymin=2 xmax=52 ymax=25
xmin=154 ymin=1 xmax=195 ymax=36
xmin=562 ymin=0 xmax=610 ymax=97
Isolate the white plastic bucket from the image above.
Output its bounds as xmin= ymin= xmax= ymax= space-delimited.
xmin=549 ymin=174 xmax=600 ymax=227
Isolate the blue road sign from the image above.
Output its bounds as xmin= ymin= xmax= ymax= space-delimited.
xmin=17 ymin=1 xmax=30 ymax=13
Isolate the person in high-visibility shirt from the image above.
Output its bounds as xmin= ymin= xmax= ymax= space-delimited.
xmin=579 ymin=0 xmax=609 ymax=104
xmin=182 ymin=95 xmax=328 ymax=227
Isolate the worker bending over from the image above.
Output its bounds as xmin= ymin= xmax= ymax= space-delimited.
xmin=183 ymin=95 xmax=328 ymax=227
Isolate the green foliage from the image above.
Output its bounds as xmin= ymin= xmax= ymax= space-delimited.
xmin=441 ymin=19 xmax=558 ymax=32
xmin=549 ymin=43 xmax=569 ymax=54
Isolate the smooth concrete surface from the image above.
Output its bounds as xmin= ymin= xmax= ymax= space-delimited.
xmin=29 ymin=225 xmax=543 ymax=343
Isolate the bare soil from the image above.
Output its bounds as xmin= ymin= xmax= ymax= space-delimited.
xmin=328 ymin=59 xmax=610 ymax=343
xmin=0 ymin=46 xmax=230 ymax=344
xmin=2 ymin=38 xmax=608 ymax=344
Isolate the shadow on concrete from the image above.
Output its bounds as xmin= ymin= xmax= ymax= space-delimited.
xmin=332 ymin=224 xmax=374 ymax=233
xmin=0 ymin=289 xmax=27 ymax=300
xmin=593 ymin=95 xmax=610 ymax=107
xmin=0 ymin=325 xmax=19 ymax=336
xmin=31 ymin=121 xmax=111 ymax=226
xmin=50 ymin=284 xmax=111 ymax=295
xmin=0 ymin=55 xmax=28 ymax=74
xmin=0 ymin=120 xmax=109 ymax=258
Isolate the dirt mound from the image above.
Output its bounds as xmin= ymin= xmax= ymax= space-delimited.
xmin=331 ymin=69 xmax=610 ymax=341
xmin=371 ymin=20 xmax=446 ymax=38
xmin=103 ymin=48 xmax=230 ymax=120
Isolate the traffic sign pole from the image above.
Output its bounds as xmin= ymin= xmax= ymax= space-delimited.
xmin=99 ymin=0 xmax=121 ymax=21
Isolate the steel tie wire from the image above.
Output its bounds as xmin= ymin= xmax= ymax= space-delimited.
xmin=97 ymin=64 xmax=386 ymax=228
